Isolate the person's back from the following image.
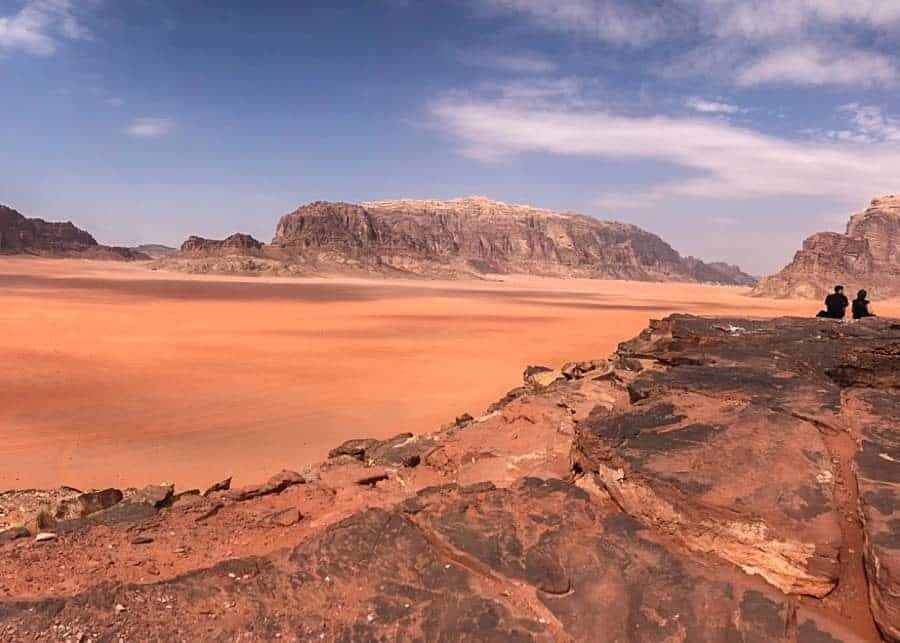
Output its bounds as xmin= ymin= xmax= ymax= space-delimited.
xmin=819 ymin=286 xmax=849 ymax=319
xmin=852 ymin=289 xmax=875 ymax=319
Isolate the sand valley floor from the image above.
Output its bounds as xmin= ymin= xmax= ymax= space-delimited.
xmin=3 ymin=257 xmax=896 ymax=490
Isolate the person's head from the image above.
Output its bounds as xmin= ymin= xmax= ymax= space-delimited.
xmin=834 ymin=285 xmax=844 ymax=294
xmin=857 ymin=289 xmax=868 ymax=300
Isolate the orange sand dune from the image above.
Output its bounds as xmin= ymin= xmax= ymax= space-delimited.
xmin=3 ymin=257 xmax=897 ymax=490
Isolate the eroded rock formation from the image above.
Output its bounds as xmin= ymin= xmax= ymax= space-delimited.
xmin=161 ymin=197 xmax=755 ymax=283
xmin=0 ymin=204 xmax=148 ymax=260
xmin=755 ymin=195 xmax=900 ymax=299
xmin=1 ymin=315 xmax=898 ymax=641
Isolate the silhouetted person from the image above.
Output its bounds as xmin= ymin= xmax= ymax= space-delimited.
xmin=852 ymin=289 xmax=876 ymax=319
xmin=817 ymin=285 xmax=849 ymax=319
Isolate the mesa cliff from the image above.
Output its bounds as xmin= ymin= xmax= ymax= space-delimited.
xmin=754 ymin=195 xmax=900 ymax=299
xmin=159 ymin=197 xmax=755 ymax=284
xmin=0 ymin=205 xmax=148 ymax=261
xmin=2 ymin=315 xmax=897 ymax=641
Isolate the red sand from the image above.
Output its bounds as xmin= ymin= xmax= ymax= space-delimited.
xmin=3 ymin=257 xmax=896 ymax=490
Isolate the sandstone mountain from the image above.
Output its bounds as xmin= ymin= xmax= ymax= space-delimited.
xmin=2 ymin=315 xmax=897 ymax=640
xmin=754 ymin=195 xmax=900 ymax=299
xmin=0 ymin=204 xmax=148 ymax=260
xmin=163 ymin=197 xmax=755 ymax=284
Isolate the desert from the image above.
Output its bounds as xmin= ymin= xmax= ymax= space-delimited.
xmin=2 ymin=256 xmax=854 ymax=491
xmin=6 ymin=1 xmax=900 ymax=640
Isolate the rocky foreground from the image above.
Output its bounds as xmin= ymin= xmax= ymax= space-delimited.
xmin=754 ymin=195 xmax=900 ymax=299
xmin=1 ymin=315 xmax=899 ymax=641
xmin=158 ymin=197 xmax=755 ymax=284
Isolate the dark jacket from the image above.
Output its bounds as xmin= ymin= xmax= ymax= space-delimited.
xmin=852 ymin=299 xmax=874 ymax=319
xmin=823 ymin=293 xmax=849 ymax=319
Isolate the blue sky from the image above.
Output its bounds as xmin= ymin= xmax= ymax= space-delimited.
xmin=3 ymin=1 xmax=900 ymax=274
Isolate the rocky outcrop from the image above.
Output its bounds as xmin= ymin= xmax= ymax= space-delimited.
xmin=163 ymin=197 xmax=754 ymax=283
xmin=269 ymin=197 xmax=756 ymax=282
xmin=179 ymin=233 xmax=264 ymax=257
xmin=754 ymin=195 xmax=900 ymax=298
xmin=0 ymin=204 xmax=148 ymax=260
xmin=2 ymin=315 xmax=898 ymax=641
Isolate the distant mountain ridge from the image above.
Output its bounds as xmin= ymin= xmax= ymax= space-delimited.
xmin=163 ymin=197 xmax=755 ymax=284
xmin=0 ymin=204 xmax=148 ymax=260
xmin=754 ymin=195 xmax=900 ymax=298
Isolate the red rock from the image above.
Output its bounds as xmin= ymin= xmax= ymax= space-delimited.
xmin=163 ymin=197 xmax=754 ymax=283
xmin=755 ymin=194 xmax=900 ymax=298
xmin=0 ymin=204 xmax=148 ymax=260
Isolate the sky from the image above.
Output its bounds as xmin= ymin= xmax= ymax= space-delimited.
xmin=3 ymin=1 xmax=900 ymax=274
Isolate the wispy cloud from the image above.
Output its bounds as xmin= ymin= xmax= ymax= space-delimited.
xmin=430 ymin=91 xmax=900 ymax=205
xmin=831 ymin=103 xmax=900 ymax=143
xmin=472 ymin=0 xmax=900 ymax=88
xmin=686 ymin=97 xmax=741 ymax=115
xmin=736 ymin=45 xmax=900 ymax=88
xmin=127 ymin=117 xmax=175 ymax=138
xmin=475 ymin=0 xmax=670 ymax=46
xmin=458 ymin=48 xmax=556 ymax=73
xmin=0 ymin=0 xmax=92 ymax=57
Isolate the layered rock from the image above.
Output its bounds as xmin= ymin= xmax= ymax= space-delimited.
xmin=269 ymin=197 xmax=755 ymax=282
xmin=2 ymin=315 xmax=899 ymax=641
xmin=754 ymin=195 xmax=900 ymax=298
xmin=0 ymin=204 xmax=147 ymax=260
xmin=163 ymin=197 xmax=755 ymax=283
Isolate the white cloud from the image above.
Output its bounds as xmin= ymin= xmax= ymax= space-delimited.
xmin=0 ymin=0 xmax=91 ymax=56
xmin=458 ymin=49 xmax=557 ymax=73
xmin=430 ymin=92 xmax=900 ymax=204
xmin=711 ymin=0 xmax=900 ymax=39
xmin=127 ymin=117 xmax=175 ymax=138
xmin=736 ymin=45 xmax=900 ymax=87
xmin=686 ymin=97 xmax=740 ymax=115
xmin=472 ymin=0 xmax=900 ymax=88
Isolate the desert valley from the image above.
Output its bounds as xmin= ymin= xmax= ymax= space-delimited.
xmin=8 ymin=2 xmax=900 ymax=639
xmin=2 ymin=193 xmax=900 ymax=641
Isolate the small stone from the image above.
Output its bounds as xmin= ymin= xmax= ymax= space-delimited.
xmin=35 ymin=532 xmax=57 ymax=542
xmin=130 ymin=535 xmax=154 ymax=545
xmin=114 ymin=604 xmax=126 ymax=613
xmin=269 ymin=508 xmax=302 ymax=527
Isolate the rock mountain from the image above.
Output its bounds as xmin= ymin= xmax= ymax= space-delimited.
xmin=168 ymin=197 xmax=755 ymax=284
xmin=754 ymin=195 xmax=900 ymax=299
xmin=0 ymin=204 xmax=147 ymax=260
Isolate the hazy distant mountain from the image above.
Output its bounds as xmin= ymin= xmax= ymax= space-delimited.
xmin=754 ymin=195 xmax=900 ymax=298
xmin=0 ymin=204 xmax=148 ymax=261
xmin=132 ymin=244 xmax=178 ymax=259
xmin=163 ymin=197 xmax=755 ymax=284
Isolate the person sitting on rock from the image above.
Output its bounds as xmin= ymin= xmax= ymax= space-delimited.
xmin=852 ymin=289 xmax=876 ymax=319
xmin=817 ymin=285 xmax=849 ymax=319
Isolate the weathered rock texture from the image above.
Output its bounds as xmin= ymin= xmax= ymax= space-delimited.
xmin=2 ymin=315 xmax=898 ymax=641
xmin=755 ymin=195 xmax=900 ymax=299
xmin=161 ymin=197 xmax=755 ymax=283
xmin=0 ymin=205 xmax=148 ymax=260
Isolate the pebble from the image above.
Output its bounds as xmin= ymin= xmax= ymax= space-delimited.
xmin=35 ymin=532 xmax=57 ymax=542
xmin=131 ymin=536 xmax=154 ymax=545
xmin=114 ymin=604 xmax=126 ymax=613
